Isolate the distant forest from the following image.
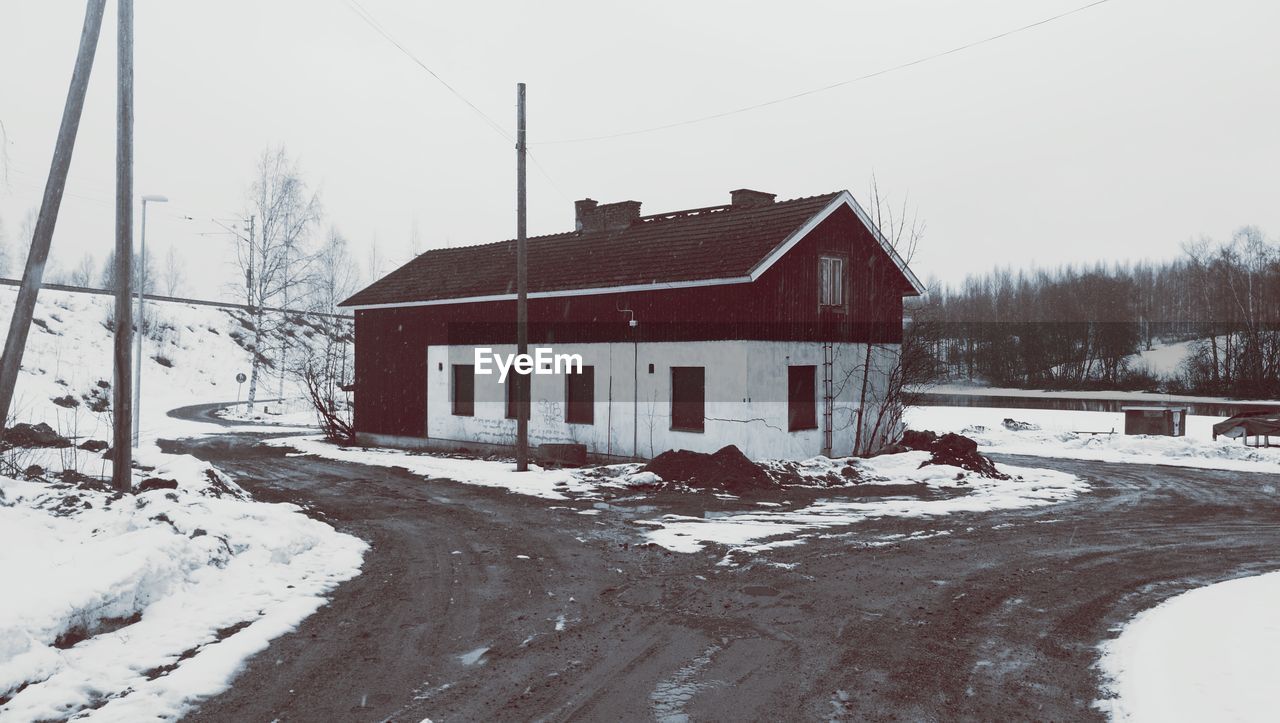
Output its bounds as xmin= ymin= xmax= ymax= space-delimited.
xmin=914 ymin=226 xmax=1280 ymax=398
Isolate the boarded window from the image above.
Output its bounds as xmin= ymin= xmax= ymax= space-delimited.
xmin=452 ymin=364 xmax=474 ymax=416
xmin=565 ymin=366 xmax=594 ymax=424
xmin=671 ymin=367 xmax=705 ymax=432
xmin=788 ymin=365 xmax=817 ymax=431
xmin=505 ymin=372 xmax=529 ymax=420
xmin=819 ymin=256 xmax=845 ymax=307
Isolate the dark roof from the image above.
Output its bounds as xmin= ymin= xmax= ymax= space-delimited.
xmin=1212 ymin=410 xmax=1280 ymax=438
xmin=343 ymin=191 xmax=913 ymax=308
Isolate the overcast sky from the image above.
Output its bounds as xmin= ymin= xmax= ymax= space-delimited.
xmin=1 ymin=0 xmax=1276 ymax=300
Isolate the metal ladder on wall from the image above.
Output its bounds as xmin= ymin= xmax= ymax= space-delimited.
xmin=822 ymin=342 xmax=834 ymax=457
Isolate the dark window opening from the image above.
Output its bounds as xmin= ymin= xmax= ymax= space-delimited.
xmin=452 ymin=364 xmax=474 ymax=416
xmin=505 ymin=372 xmax=529 ymax=420
xmin=565 ymin=366 xmax=595 ymax=425
xmin=788 ymin=365 xmax=817 ymax=431
xmin=671 ymin=366 xmax=705 ymax=432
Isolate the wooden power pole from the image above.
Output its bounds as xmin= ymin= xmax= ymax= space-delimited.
xmin=112 ymin=0 xmax=135 ymax=491
xmin=515 ymin=82 xmax=529 ymax=472
xmin=0 ymin=0 xmax=107 ymax=432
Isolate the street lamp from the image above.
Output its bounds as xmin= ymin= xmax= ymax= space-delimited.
xmin=132 ymin=194 xmax=167 ymax=446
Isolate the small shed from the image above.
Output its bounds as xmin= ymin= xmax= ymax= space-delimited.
xmin=1212 ymin=411 xmax=1280 ymax=446
xmin=1122 ymin=406 xmax=1187 ymax=436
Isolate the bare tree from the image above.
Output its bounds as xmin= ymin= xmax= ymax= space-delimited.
xmin=0 ymin=216 xmax=9 ymax=277
xmin=161 ymin=246 xmax=184 ymax=296
xmin=100 ymin=249 xmax=155 ymax=293
xmin=292 ymin=226 xmax=356 ymax=438
xmin=831 ymin=178 xmax=927 ymax=456
xmin=235 ymin=145 xmax=321 ymax=413
xmin=68 ymin=252 xmax=95 ymax=286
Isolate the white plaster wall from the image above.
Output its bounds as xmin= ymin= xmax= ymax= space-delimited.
xmin=425 ymin=340 xmax=901 ymax=460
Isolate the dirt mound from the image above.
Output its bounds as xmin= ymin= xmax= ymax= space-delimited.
xmin=900 ymin=429 xmax=1008 ymax=479
xmin=642 ymin=445 xmax=773 ymax=493
xmin=2 ymin=422 xmax=72 ymax=449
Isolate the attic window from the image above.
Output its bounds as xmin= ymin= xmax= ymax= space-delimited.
xmin=819 ymin=256 xmax=845 ymax=307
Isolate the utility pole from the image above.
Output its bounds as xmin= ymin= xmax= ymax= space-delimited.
xmin=112 ymin=0 xmax=135 ymax=491
xmin=0 ymin=0 xmax=107 ymax=430
xmin=244 ymin=214 xmax=257 ymax=414
xmin=515 ymin=82 xmax=529 ymax=472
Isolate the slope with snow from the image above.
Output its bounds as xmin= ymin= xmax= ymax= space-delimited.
xmin=1095 ymin=570 xmax=1280 ymax=722
xmin=0 ymin=286 xmax=365 ymax=720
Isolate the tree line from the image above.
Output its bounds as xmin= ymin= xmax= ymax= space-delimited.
xmin=914 ymin=225 xmax=1280 ymax=398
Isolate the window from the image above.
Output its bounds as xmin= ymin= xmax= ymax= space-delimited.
xmin=505 ymin=372 xmax=529 ymax=420
xmin=671 ymin=366 xmax=705 ymax=432
xmin=788 ymin=365 xmax=817 ymax=431
xmin=452 ymin=364 xmax=474 ymax=416
xmin=565 ymin=365 xmax=594 ymax=424
xmin=819 ymin=255 xmax=845 ymax=307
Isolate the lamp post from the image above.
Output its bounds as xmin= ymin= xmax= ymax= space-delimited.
xmin=132 ymin=193 xmax=167 ymax=446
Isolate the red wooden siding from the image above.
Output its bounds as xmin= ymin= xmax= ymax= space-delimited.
xmin=353 ymin=206 xmax=908 ymax=437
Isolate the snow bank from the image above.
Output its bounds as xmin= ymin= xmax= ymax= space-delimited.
xmin=642 ymin=451 xmax=1087 ymax=553
xmin=0 ymin=466 xmax=366 ymax=721
xmin=1096 ymin=570 xmax=1280 ymax=722
xmin=906 ymin=406 xmax=1280 ymax=473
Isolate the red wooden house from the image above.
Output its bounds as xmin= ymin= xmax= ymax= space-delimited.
xmin=341 ymin=189 xmax=924 ymax=460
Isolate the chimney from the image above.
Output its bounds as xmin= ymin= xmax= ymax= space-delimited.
xmin=730 ymin=189 xmax=776 ymax=208
xmin=575 ymin=198 xmax=642 ymax=232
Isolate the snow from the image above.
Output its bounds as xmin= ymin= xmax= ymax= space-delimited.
xmin=641 ymin=451 xmax=1087 ymax=553
xmin=907 ymin=406 xmax=1280 ymax=473
xmin=1096 ymin=570 xmax=1280 ymax=722
xmin=0 ymin=286 xmax=363 ymax=720
xmin=267 ymin=435 xmax=612 ymax=500
xmin=1127 ymin=339 xmax=1197 ymax=378
xmin=0 ymin=466 xmax=366 ymax=720
xmin=921 ymin=383 xmax=1280 ymax=406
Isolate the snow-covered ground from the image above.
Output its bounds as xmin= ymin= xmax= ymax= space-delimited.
xmin=921 ymin=383 xmax=1280 ymax=407
xmin=272 ymin=437 xmax=1086 ymax=557
xmin=1096 ymin=570 xmax=1280 ymax=722
xmin=638 ymin=452 xmax=1086 ymax=554
xmin=269 ymin=435 xmax=609 ymax=500
xmin=906 ymin=406 xmax=1280 ymax=473
xmin=0 ymin=287 xmax=364 ymax=720
xmin=1127 ymin=339 xmax=1197 ymax=379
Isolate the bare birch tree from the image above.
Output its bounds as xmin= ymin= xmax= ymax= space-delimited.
xmin=161 ymin=246 xmax=184 ymax=296
xmin=236 ymin=146 xmax=321 ymax=413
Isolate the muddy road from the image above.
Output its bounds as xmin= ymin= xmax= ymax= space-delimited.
xmin=168 ymin=435 xmax=1280 ymax=722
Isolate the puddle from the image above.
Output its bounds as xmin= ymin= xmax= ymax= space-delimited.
xmin=650 ymin=644 xmax=723 ymax=722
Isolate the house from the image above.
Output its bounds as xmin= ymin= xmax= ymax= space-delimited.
xmin=340 ymin=189 xmax=925 ymax=461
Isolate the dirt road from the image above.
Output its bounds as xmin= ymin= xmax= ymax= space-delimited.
xmin=169 ymin=434 xmax=1280 ymax=722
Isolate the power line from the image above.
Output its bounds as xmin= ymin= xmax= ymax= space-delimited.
xmin=537 ymin=0 xmax=1117 ymax=145
xmin=340 ymin=0 xmax=570 ymax=201
xmin=342 ymin=0 xmax=513 ymax=143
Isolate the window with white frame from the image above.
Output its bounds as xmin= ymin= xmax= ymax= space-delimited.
xmin=818 ymin=255 xmax=845 ymax=307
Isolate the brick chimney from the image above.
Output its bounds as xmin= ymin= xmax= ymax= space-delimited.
xmin=730 ymin=189 xmax=776 ymax=208
xmin=575 ymin=198 xmax=642 ymax=232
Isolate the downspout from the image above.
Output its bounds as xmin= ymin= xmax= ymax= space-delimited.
xmin=618 ymin=302 xmax=639 ymax=459
xmin=822 ymin=341 xmax=834 ymax=456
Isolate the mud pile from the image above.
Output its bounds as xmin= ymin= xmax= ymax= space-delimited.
xmin=641 ymin=445 xmax=773 ymax=493
xmin=900 ymin=429 xmax=1008 ymax=479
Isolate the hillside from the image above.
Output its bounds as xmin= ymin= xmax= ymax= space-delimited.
xmin=0 ymin=285 xmax=348 ymax=450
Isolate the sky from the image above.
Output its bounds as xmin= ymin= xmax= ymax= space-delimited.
xmin=0 ymin=0 xmax=1276 ymax=301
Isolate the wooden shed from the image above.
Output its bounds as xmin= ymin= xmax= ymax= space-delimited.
xmin=1121 ymin=406 xmax=1187 ymax=436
